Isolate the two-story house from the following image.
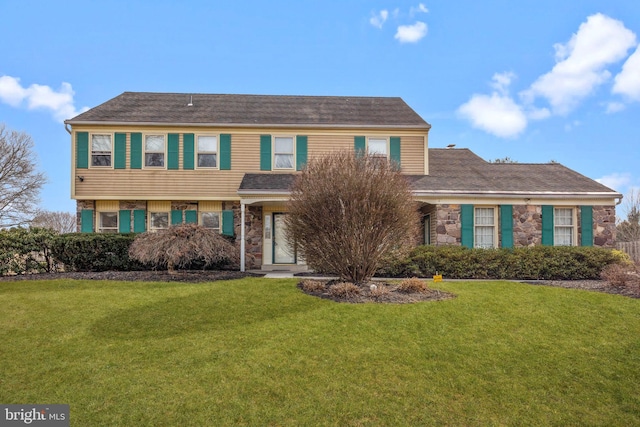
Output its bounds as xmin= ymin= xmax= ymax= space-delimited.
xmin=65 ymin=92 xmax=621 ymax=271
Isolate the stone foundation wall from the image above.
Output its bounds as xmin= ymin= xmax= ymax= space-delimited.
xmin=435 ymin=204 xmax=461 ymax=245
xmin=228 ymin=202 xmax=263 ymax=269
xmin=593 ymin=205 xmax=616 ymax=247
xmin=513 ymin=205 xmax=542 ymax=247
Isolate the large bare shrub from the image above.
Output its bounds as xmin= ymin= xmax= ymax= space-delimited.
xmin=285 ymin=150 xmax=419 ymax=284
xmin=128 ymin=224 xmax=239 ymax=272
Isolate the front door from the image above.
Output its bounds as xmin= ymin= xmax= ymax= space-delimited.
xmin=273 ymin=213 xmax=296 ymax=264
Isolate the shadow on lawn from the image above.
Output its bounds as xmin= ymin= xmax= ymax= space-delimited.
xmin=90 ymin=288 xmax=318 ymax=340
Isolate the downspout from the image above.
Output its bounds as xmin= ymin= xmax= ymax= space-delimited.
xmin=240 ymin=202 xmax=246 ymax=272
xmin=616 ymin=195 xmax=623 ymax=205
xmin=65 ymin=123 xmax=72 ymax=134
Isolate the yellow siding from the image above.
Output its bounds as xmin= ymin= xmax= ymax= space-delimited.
xmin=148 ymin=201 xmax=171 ymax=211
xmin=95 ymin=200 xmax=119 ymax=211
xmin=199 ymin=201 xmax=222 ymax=211
xmin=71 ymin=126 xmax=430 ymax=200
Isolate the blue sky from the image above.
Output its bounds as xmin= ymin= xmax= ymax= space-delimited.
xmin=1 ymin=0 xmax=639 ymax=215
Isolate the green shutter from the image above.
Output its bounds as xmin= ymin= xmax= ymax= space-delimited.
xmin=581 ymin=206 xmax=593 ymax=246
xmin=130 ymin=133 xmax=142 ymax=169
xmin=168 ymin=133 xmax=179 ymax=170
xmin=541 ymin=205 xmax=554 ymax=246
xmin=354 ymin=136 xmax=366 ymax=157
xmin=220 ymin=134 xmax=231 ymax=170
xmin=185 ymin=210 xmax=197 ymax=224
xmin=119 ymin=210 xmax=131 ymax=233
xmin=114 ymin=133 xmax=127 ymax=169
xmin=390 ymin=137 xmax=401 ymax=167
xmin=260 ymin=135 xmax=272 ymax=170
xmin=183 ymin=133 xmax=194 ymax=170
xmin=296 ymin=135 xmax=308 ymax=171
xmin=500 ymin=205 xmax=513 ymax=248
xmin=171 ymin=210 xmax=183 ymax=225
xmin=461 ymin=204 xmax=474 ymax=248
xmin=222 ymin=210 xmax=234 ymax=236
xmin=133 ymin=209 xmax=146 ymax=233
xmin=81 ymin=209 xmax=93 ymax=233
xmin=76 ymin=132 xmax=89 ymax=169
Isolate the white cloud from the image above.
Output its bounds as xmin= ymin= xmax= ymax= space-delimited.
xmin=564 ymin=120 xmax=581 ymax=132
xmin=458 ymin=74 xmax=527 ymax=138
xmin=410 ymin=3 xmax=429 ymax=15
xmin=394 ymin=21 xmax=428 ymax=43
xmin=596 ymin=172 xmax=632 ymax=192
xmin=0 ymin=75 xmax=86 ymax=122
xmin=521 ymin=13 xmax=636 ymax=115
xmin=370 ymin=10 xmax=388 ymax=29
xmin=606 ymin=101 xmax=626 ymax=113
xmin=613 ymin=45 xmax=640 ymax=101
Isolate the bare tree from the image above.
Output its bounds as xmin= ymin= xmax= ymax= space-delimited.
xmin=31 ymin=210 xmax=77 ymax=234
xmin=617 ymin=188 xmax=640 ymax=242
xmin=285 ymin=151 xmax=419 ymax=284
xmin=0 ymin=124 xmax=47 ymax=228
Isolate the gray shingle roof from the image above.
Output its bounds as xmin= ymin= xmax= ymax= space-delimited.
xmin=239 ymin=148 xmax=620 ymax=197
xmin=66 ymin=92 xmax=430 ymax=128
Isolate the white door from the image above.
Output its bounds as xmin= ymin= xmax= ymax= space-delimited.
xmin=273 ymin=213 xmax=295 ymax=264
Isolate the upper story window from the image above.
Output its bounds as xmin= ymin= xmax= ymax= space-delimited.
xmin=474 ymin=207 xmax=497 ymax=248
xmin=274 ymin=137 xmax=294 ymax=169
xmin=554 ymin=208 xmax=574 ymax=246
xmin=145 ymin=135 xmax=165 ymax=167
xmin=197 ymin=135 xmax=218 ymax=168
xmin=368 ymin=137 xmax=388 ymax=157
xmin=91 ymin=134 xmax=112 ymax=167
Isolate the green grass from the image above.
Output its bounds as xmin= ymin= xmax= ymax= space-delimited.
xmin=1 ymin=279 xmax=639 ymax=426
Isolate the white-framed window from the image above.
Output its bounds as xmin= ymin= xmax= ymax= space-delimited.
xmin=200 ymin=212 xmax=221 ymax=233
xmin=554 ymin=208 xmax=575 ymax=246
xmin=368 ymin=137 xmax=388 ymax=158
xmin=149 ymin=212 xmax=169 ymax=232
xmin=145 ymin=135 xmax=165 ymax=167
xmin=474 ymin=207 xmax=497 ymax=248
xmin=274 ymin=136 xmax=294 ymax=169
xmin=98 ymin=212 xmax=118 ymax=233
xmin=197 ymin=135 xmax=218 ymax=168
xmin=91 ymin=134 xmax=112 ymax=167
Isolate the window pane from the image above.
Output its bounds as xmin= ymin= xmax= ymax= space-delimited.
xmin=145 ymin=135 xmax=165 ymax=151
xmin=198 ymin=136 xmax=217 ymax=152
xmin=92 ymin=135 xmax=111 ymax=151
xmin=475 ymin=208 xmax=494 ymax=225
xmin=275 ymin=154 xmax=294 ymax=169
xmin=150 ymin=212 xmax=169 ymax=229
xmin=555 ymin=227 xmax=573 ymax=246
xmin=198 ymin=153 xmax=217 ymax=168
xmin=145 ymin=153 xmax=165 ymax=167
xmin=555 ymin=208 xmax=573 ymax=226
xmin=202 ymin=212 xmax=220 ymax=229
xmin=92 ymin=155 xmax=111 ymax=167
xmin=475 ymin=226 xmax=494 ymax=248
xmin=100 ymin=212 xmax=118 ymax=228
xmin=368 ymin=138 xmax=387 ymax=155
xmin=274 ymin=137 xmax=293 ymax=153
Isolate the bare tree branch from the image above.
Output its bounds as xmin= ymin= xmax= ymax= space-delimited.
xmin=31 ymin=210 xmax=77 ymax=234
xmin=0 ymin=123 xmax=47 ymax=228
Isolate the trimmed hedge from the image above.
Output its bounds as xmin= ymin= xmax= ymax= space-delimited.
xmin=0 ymin=227 xmax=59 ymax=275
xmin=379 ymin=245 xmax=630 ymax=280
xmin=50 ymin=233 xmax=143 ymax=272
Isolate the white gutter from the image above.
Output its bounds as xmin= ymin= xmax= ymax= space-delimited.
xmin=63 ymin=120 xmax=431 ymax=130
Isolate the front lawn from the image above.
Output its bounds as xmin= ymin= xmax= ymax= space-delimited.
xmin=1 ymin=278 xmax=639 ymax=425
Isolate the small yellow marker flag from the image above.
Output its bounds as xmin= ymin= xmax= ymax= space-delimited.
xmin=433 ymin=274 xmax=442 ymax=282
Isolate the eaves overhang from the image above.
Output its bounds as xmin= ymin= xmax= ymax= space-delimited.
xmin=411 ymin=190 xmax=623 ymax=199
xmin=63 ymin=120 xmax=431 ymax=130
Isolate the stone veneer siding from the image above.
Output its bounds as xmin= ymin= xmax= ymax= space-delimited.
xmin=432 ymin=203 xmax=617 ymax=248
